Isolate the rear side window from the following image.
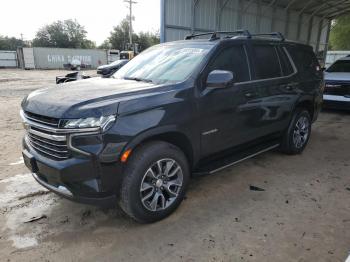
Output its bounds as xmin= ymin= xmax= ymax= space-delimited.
xmin=253 ymin=45 xmax=282 ymax=80
xmin=277 ymin=47 xmax=294 ymax=76
xmin=286 ymin=46 xmax=320 ymax=76
xmin=208 ymin=45 xmax=250 ymax=82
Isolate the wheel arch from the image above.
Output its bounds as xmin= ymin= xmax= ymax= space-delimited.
xmin=294 ymin=98 xmax=315 ymax=120
xmin=124 ymin=126 xmax=196 ymax=170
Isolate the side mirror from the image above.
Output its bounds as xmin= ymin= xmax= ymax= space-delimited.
xmin=206 ymin=70 xmax=234 ymax=89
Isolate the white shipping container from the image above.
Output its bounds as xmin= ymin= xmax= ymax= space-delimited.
xmin=0 ymin=51 xmax=17 ymax=67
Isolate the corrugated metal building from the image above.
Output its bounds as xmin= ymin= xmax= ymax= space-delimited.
xmin=160 ymin=0 xmax=350 ymax=59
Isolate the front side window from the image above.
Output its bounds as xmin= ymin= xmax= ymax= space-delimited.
xmin=114 ymin=43 xmax=213 ymax=85
xmin=208 ymin=45 xmax=250 ymax=82
xmin=253 ymin=45 xmax=282 ymax=80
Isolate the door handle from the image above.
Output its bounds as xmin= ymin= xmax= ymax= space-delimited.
xmin=283 ymin=83 xmax=298 ymax=90
xmin=285 ymin=85 xmax=296 ymax=91
xmin=245 ymin=92 xmax=256 ymax=98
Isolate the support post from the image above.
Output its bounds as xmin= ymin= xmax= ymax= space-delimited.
xmin=160 ymin=0 xmax=165 ymax=42
xmin=315 ymin=19 xmax=324 ymax=53
xmin=237 ymin=0 xmax=243 ymax=29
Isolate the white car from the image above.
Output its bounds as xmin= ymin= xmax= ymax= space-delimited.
xmin=324 ymin=56 xmax=350 ymax=110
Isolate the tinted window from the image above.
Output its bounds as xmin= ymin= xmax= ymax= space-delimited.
xmin=208 ymin=45 xmax=250 ymax=82
xmin=253 ymin=45 xmax=282 ymax=79
xmin=287 ymin=46 xmax=320 ymax=76
xmin=278 ymin=47 xmax=294 ymax=76
xmin=326 ymin=60 xmax=350 ymax=72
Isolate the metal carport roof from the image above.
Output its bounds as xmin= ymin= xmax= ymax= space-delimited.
xmin=276 ymin=0 xmax=350 ymax=19
xmin=160 ymin=0 xmax=350 ymax=60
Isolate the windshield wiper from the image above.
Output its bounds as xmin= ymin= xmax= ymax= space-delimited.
xmin=124 ymin=77 xmax=153 ymax=83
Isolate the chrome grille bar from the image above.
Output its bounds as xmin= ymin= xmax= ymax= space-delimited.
xmin=24 ymin=113 xmax=59 ymax=127
xmin=28 ymin=128 xmax=66 ymax=142
xmin=26 ymin=136 xmax=69 ymax=160
xmin=28 ymin=133 xmax=67 ymax=147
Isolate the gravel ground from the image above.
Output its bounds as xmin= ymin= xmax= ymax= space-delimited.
xmin=0 ymin=69 xmax=349 ymax=262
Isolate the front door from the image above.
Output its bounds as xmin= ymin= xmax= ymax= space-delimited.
xmin=198 ymin=43 xmax=261 ymax=157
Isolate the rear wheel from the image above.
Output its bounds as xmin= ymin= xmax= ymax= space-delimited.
xmin=281 ymin=109 xmax=311 ymax=154
xmin=119 ymin=141 xmax=190 ymax=223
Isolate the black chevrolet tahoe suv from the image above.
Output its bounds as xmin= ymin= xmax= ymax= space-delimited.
xmin=21 ymin=31 xmax=323 ymax=223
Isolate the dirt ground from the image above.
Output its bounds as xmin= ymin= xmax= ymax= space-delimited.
xmin=0 ymin=69 xmax=349 ymax=262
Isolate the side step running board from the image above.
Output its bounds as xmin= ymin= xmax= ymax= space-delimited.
xmin=193 ymin=143 xmax=280 ymax=176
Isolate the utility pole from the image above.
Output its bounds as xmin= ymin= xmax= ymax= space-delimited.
xmin=124 ymin=0 xmax=137 ymax=46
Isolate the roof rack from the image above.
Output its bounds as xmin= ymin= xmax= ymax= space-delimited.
xmin=184 ymin=30 xmax=285 ymax=41
xmin=184 ymin=30 xmax=252 ymax=41
xmin=250 ymin=32 xmax=285 ymax=41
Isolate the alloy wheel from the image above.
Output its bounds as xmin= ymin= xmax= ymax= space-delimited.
xmin=140 ymin=158 xmax=183 ymax=212
xmin=293 ymin=116 xmax=310 ymax=149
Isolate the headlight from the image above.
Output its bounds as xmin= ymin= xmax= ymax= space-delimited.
xmin=61 ymin=115 xmax=116 ymax=130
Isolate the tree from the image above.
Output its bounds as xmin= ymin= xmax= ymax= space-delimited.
xmin=137 ymin=31 xmax=160 ymax=51
xmin=99 ymin=18 xmax=160 ymax=52
xmin=32 ymin=19 xmax=96 ymax=49
xmin=329 ymin=15 xmax=350 ymax=50
xmin=0 ymin=35 xmax=28 ymax=50
xmin=103 ymin=18 xmax=135 ymax=51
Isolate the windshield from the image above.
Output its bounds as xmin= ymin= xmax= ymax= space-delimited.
xmin=113 ymin=43 xmax=213 ymax=84
xmin=327 ymin=60 xmax=350 ymax=73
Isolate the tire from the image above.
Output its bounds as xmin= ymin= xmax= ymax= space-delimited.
xmin=119 ymin=141 xmax=190 ymax=223
xmin=280 ymin=109 xmax=312 ymax=155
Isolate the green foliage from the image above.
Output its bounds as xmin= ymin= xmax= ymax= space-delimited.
xmin=99 ymin=18 xmax=160 ymax=52
xmin=329 ymin=15 xmax=350 ymax=50
xmin=0 ymin=35 xmax=27 ymax=50
xmin=105 ymin=19 xmax=135 ymax=51
xmin=136 ymin=31 xmax=160 ymax=51
xmin=32 ymin=19 xmax=96 ymax=49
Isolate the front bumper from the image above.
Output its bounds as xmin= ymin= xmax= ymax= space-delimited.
xmin=323 ymin=94 xmax=350 ymax=110
xmin=32 ymin=172 xmax=117 ymax=207
xmin=22 ymin=133 xmax=126 ymax=207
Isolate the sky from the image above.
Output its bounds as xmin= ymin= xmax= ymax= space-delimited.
xmin=0 ymin=0 xmax=160 ymax=45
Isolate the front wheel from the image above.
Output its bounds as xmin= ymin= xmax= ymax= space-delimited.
xmin=119 ymin=141 xmax=190 ymax=223
xmin=281 ymin=109 xmax=312 ymax=154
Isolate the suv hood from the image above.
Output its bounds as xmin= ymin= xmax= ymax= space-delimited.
xmin=22 ymin=77 xmax=162 ymax=119
xmin=325 ymin=72 xmax=350 ymax=83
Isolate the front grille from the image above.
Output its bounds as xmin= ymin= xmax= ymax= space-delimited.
xmin=324 ymin=82 xmax=350 ymax=96
xmin=23 ymin=111 xmax=69 ymax=160
xmin=26 ymin=129 xmax=69 ymax=160
xmin=24 ymin=111 xmax=60 ymax=128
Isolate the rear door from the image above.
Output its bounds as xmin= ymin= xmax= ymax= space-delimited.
xmin=245 ymin=42 xmax=299 ymax=139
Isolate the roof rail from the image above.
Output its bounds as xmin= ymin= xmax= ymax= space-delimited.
xmin=184 ymin=32 xmax=217 ymax=41
xmin=184 ymin=30 xmax=285 ymax=41
xmin=184 ymin=30 xmax=252 ymax=41
xmin=251 ymin=32 xmax=285 ymax=41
